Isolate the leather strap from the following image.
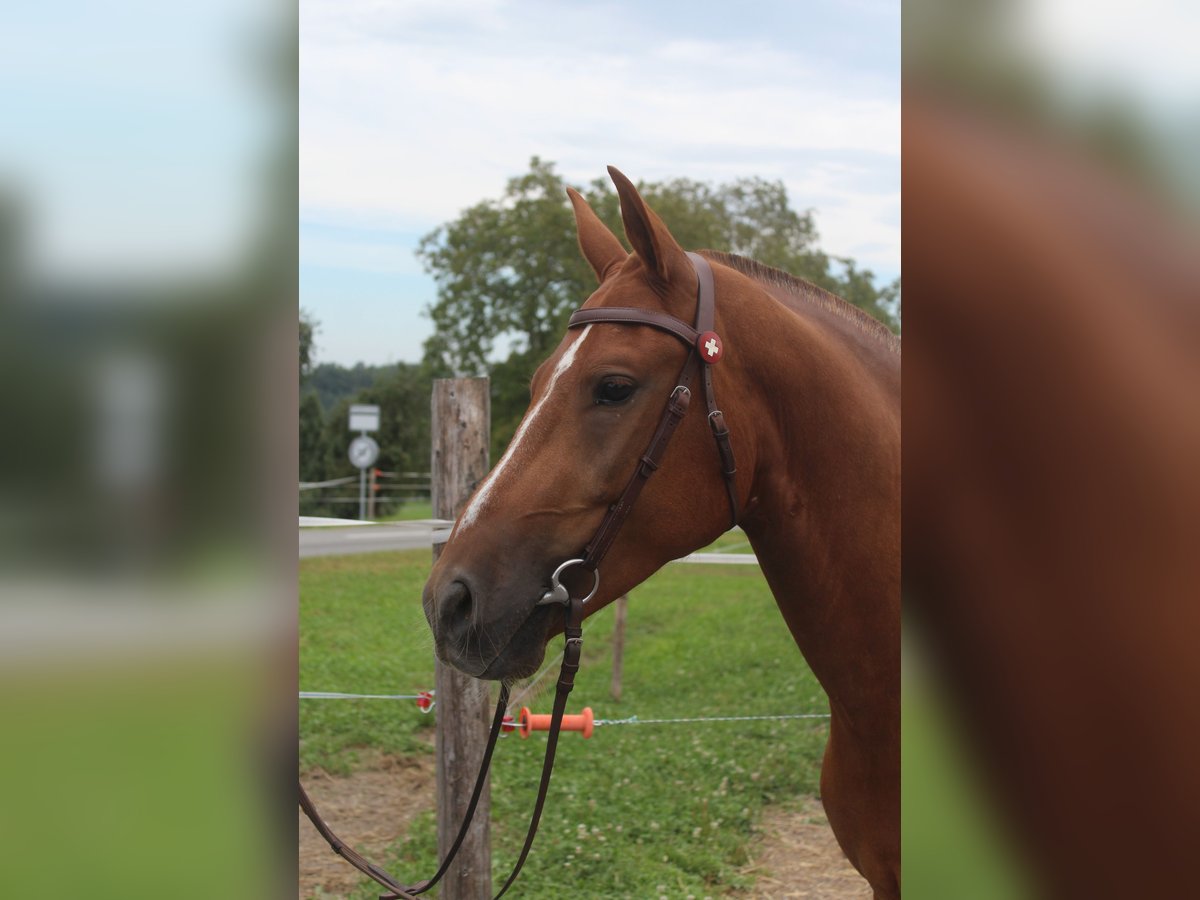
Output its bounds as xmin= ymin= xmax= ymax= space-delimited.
xmin=567 ymin=307 xmax=700 ymax=346
xmin=581 ymin=383 xmax=693 ymax=567
xmin=493 ymin=596 xmax=584 ymax=897
xmin=301 ymin=684 xmax=513 ymax=899
xmin=689 ymin=253 xmax=740 ymax=522
xmin=301 ymin=599 xmax=587 ymax=900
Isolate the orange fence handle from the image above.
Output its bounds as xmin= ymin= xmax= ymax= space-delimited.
xmin=518 ymin=706 xmax=594 ymax=738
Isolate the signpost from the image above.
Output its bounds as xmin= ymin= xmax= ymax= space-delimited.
xmin=348 ymin=403 xmax=380 ymax=432
xmin=347 ymin=404 xmax=380 ymax=520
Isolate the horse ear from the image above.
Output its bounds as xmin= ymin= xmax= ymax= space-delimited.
xmin=567 ymin=187 xmax=627 ymax=283
xmin=608 ymin=165 xmax=687 ymax=284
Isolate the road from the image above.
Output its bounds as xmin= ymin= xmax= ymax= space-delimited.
xmin=300 ymin=520 xmax=759 ymax=566
xmin=298 ymin=520 xmax=451 ymax=558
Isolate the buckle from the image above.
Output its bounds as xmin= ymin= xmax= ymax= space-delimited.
xmin=668 ymin=385 xmax=692 ymax=415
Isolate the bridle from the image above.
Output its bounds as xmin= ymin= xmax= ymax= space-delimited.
xmin=299 ymin=251 xmax=738 ymax=899
xmin=533 ymin=252 xmax=739 ymax=604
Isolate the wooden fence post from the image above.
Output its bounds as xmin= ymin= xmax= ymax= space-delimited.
xmin=611 ymin=594 xmax=628 ymax=701
xmin=432 ymin=378 xmax=492 ymax=899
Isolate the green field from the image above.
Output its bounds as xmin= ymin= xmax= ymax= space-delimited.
xmin=300 ymin=548 xmax=829 ymax=898
xmin=376 ymin=499 xmax=433 ymax=521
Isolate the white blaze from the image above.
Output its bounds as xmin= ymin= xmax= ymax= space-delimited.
xmin=455 ymin=325 xmax=593 ymax=534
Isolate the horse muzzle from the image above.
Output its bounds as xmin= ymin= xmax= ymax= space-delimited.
xmin=423 ymin=572 xmax=553 ymax=680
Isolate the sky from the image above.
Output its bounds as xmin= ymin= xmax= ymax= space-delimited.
xmin=5 ymin=0 xmax=1194 ymax=369
xmin=1 ymin=0 xmax=276 ymax=283
xmin=299 ymin=0 xmax=901 ymax=366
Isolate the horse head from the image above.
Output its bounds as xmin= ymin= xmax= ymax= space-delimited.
xmin=423 ymin=167 xmax=748 ymax=680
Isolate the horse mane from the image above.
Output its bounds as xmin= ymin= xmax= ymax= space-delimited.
xmin=700 ymin=250 xmax=901 ymax=354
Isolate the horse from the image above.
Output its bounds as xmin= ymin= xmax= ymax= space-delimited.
xmin=903 ymin=94 xmax=1200 ymax=898
xmin=423 ymin=166 xmax=900 ymax=898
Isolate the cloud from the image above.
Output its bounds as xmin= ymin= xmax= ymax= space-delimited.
xmin=300 ymin=0 xmax=897 ymax=262
xmin=299 ymin=0 xmax=899 ymax=361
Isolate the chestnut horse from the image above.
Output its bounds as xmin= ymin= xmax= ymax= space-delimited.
xmin=423 ymin=167 xmax=900 ymax=897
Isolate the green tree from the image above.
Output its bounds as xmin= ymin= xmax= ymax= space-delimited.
xmin=306 ymin=361 xmax=392 ymax=413
xmin=299 ymin=391 xmax=327 ymax=484
xmin=299 ymin=310 xmax=327 ymax=489
xmin=418 ymin=157 xmax=899 ymax=456
xmin=417 ymin=158 xmax=596 ymax=377
xmin=353 ymin=363 xmax=433 ymax=479
xmin=299 ymin=309 xmax=317 ymax=382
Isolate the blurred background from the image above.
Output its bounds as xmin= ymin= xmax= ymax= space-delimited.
xmin=904 ymin=0 xmax=1200 ymax=897
xmin=3 ymin=0 xmax=1198 ymax=896
xmin=0 ymin=0 xmax=295 ymax=896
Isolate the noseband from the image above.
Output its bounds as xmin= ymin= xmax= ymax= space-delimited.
xmin=537 ymin=251 xmax=740 ymax=605
xmin=299 ymin=252 xmax=739 ymax=899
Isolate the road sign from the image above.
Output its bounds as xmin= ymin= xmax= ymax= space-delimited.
xmin=348 ymin=404 xmax=380 ymax=432
xmin=348 ymin=435 xmax=379 ymax=469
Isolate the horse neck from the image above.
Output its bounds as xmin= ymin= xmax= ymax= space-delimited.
xmin=724 ymin=277 xmax=900 ymax=728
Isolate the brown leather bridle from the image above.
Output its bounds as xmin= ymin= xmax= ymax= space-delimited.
xmin=299 ymin=251 xmax=738 ymax=899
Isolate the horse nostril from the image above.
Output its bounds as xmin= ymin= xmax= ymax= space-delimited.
xmin=439 ymin=579 xmax=472 ymax=625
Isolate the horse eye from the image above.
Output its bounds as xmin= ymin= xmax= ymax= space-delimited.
xmin=595 ymin=378 xmax=635 ymax=405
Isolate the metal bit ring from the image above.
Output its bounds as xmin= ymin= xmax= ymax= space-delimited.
xmin=536 ymin=558 xmax=600 ymax=606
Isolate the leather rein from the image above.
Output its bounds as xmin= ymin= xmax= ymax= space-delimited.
xmin=298 ymin=251 xmax=737 ymax=899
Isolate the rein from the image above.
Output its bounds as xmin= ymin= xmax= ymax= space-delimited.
xmin=298 ymin=251 xmax=737 ymax=898
xmin=299 ymin=598 xmax=584 ymax=900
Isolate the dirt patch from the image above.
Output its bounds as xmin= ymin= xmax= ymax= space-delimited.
xmin=302 ymin=763 xmax=867 ymax=900
xmin=738 ymin=797 xmax=872 ymax=898
xmin=299 ymin=749 xmax=435 ymax=899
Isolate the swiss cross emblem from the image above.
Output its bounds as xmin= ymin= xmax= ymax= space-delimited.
xmin=697 ymin=331 xmax=723 ymax=364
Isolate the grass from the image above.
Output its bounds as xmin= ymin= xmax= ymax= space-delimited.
xmin=300 ymin=549 xmax=829 ymax=898
xmin=698 ymin=527 xmax=755 ymax=554
xmin=299 ymin=499 xmax=434 ymax=525
xmin=377 ymin=500 xmax=434 ymax=521
xmin=902 ymin=667 xmax=1034 ymax=899
xmin=299 ymin=551 xmax=440 ymax=768
xmin=3 ymin=660 xmax=272 ymax=900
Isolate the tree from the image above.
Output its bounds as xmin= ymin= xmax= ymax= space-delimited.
xmin=351 ymin=363 xmax=434 ymax=480
xmin=299 ymin=309 xmax=317 ymax=382
xmin=299 ymin=392 xmax=327 ymax=484
xmin=834 ymin=260 xmax=901 ymax=335
xmin=417 ymin=158 xmax=597 ymax=378
xmin=418 ymin=158 xmax=898 ymax=371
xmin=306 ymin=361 xmax=392 ymax=413
xmin=418 ymin=158 xmax=900 ymax=457
xmin=299 ymin=310 xmax=327 ymax=486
